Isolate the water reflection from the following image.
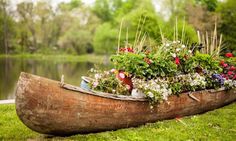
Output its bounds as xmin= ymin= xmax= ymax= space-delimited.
xmin=0 ymin=57 xmax=109 ymax=100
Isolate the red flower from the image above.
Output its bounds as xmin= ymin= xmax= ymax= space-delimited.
xmin=229 ymin=66 xmax=236 ymax=71
xmin=225 ymin=53 xmax=234 ymax=58
xmin=220 ymin=60 xmax=225 ymax=66
xmin=127 ymin=47 xmax=134 ymax=53
xmin=175 ymin=57 xmax=180 ymax=65
xmin=119 ymin=47 xmax=134 ymax=53
xmin=233 ymin=75 xmax=236 ymax=80
xmin=227 ymin=71 xmax=234 ymax=75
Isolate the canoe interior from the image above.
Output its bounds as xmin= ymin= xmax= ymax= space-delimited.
xmin=15 ymin=72 xmax=236 ymax=136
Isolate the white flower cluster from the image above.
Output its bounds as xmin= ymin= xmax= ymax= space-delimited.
xmin=189 ymin=73 xmax=206 ymax=88
xmin=224 ymin=79 xmax=236 ymax=88
xmin=132 ymin=78 xmax=172 ymax=101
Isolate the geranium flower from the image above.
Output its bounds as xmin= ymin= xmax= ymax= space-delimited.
xmin=119 ymin=47 xmax=134 ymax=53
xmin=225 ymin=53 xmax=234 ymax=58
xmin=229 ymin=66 xmax=236 ymax=71
xmin=220 ymin=60 xmax=225 ymax=66
xmin=175 ymin=57 xmax=180 ymax=65
xmin=223 ymin=63 xmax=228 ymax=68
xmin=127 ymin=47 xmax=134 ymax=53
xmin=233 ymin=75 xmax=236 ymax=80
xmin=227 ymin=71 xmax=234 ymax=75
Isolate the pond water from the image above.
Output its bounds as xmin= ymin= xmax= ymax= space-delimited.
xmin=0 ymin=57 xmax=110 ymax=100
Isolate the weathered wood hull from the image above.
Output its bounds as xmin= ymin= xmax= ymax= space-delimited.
xmin=15 ymin=72 xmax=236 ymax=136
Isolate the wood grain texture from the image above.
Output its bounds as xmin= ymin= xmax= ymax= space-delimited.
xmin=15 ymin=72 xmax=236 ymax=136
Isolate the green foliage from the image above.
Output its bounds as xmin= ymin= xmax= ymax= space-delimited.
xmin=58 ymin=0 xmax=82 ymax=11
xmin=169 ymin=82 xmax=182 ymax=95
xmin=183 ymin=52 xmax=221 ymax=73
xmin=218 ymin=0 xmax=236 ymax=54
xmin=0 ymin=0 xmax=234 ymax=56
xmin=59 ymin=28 xmax=93 ymax=54
xmin=196 ymin=0 xmax=218 ymax=11
xmin=93 ymin=23 xmax=118 ymax=54
xmin=92 ymin=0 xmax=113 ymax=22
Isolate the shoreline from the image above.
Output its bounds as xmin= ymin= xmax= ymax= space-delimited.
xmin=0 ymin=99 xmax=15 ymax=104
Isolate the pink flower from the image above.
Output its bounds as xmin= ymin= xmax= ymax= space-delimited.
xmin=93 ymin=81 xmax=99 ymax=87
xmin=225 ymin=53 xmax=234 ymax=58
xmin=119 ymin=72 xmax=125 ymax=79
xmin=223 ymin=63 xmax=228 ymax=68
xmin=126 ymin=84 xmax=131 ymax=90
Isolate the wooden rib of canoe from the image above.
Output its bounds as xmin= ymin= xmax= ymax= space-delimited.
xmin=15 ymin=72 xmax=236 ymax=136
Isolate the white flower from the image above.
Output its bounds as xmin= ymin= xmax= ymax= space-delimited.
xmin=95 ymin=74 xmax=101 ymax=79
xmin=188 ymin=50 xmax=192 ymax=54
xmin=177 ymin=40 xmax=180 ymax=43
xmin=176 ymin=48 xmax=181 ymax=52
xmin=171 ymin=53 xmax=177 ymax=58
xmin=181 ymin=45 xmax=186 ymax=48
xmin=166 ymin=43 xmax=170 ymax=47
xmin=173 ymin=41 xmax=176 ymax=43
xmin=147 ymin=91 xmax=154 ymax=98
xmin=110 ymin=69 xmax=116 ymax=73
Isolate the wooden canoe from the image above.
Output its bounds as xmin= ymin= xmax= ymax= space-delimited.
xmin=15 ymin=72 xmax=236 ymax=136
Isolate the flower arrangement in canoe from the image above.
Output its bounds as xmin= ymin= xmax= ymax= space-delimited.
xmin=87 ymin=39 xmax=236 ymax=103
xmin=86 ymin=21 xmax=236 ymax=104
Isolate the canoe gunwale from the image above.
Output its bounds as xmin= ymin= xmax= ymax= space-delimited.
xmin=61 ymin=81 xmax=228 ymax=102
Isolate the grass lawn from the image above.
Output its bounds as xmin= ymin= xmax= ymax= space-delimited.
xmin=0 ymin=103 xmax=236 ymax=141
xmin=0 ymin=54 xmax=107 ymax=64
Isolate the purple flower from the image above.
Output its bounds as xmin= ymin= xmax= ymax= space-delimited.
xmin=212 ymin=74 xmax=224 ymax=85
